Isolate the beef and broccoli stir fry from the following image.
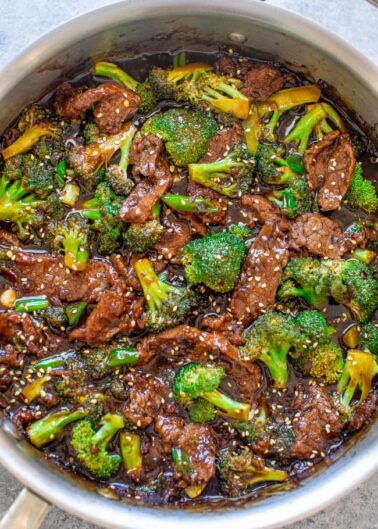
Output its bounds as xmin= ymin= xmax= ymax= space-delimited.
xmin=0 ymin=50 xmax=377 ymax=507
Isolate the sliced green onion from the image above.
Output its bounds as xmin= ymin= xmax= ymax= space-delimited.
xmin=56 ymin=160 xmax=66 ymax=187
xmin=162 ymin=194 xmax=219 ymax=214
xmin=29 ymin=353 xmax=69 ymax=372
xmin=171 ymin=448 xmax=192 ymax=475
xmin=65 ymin=302 xmax=87 ymax=326
xmin=107 ymin=348 xmax=139 ymax=367
xmin=14 ymin=296 xmax=49 ymax=313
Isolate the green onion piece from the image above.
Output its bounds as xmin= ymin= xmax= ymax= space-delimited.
xmin=286 ymin=154 xmax=304 ymax=174
xmin=14 ymin=297 xmax=49 ymax=313
xmin=120 ymin=432 xmax=143 ymax=481
xmin=173 ymin=51 xmax=187 ymax=68
xmin=21 ymin=375 xmax=50 ymax=403
xmin=171 ymin=448 xmax=192 ymax=475
xmin=29 ymin=353 xmax=68 ymax=372
xmin=81 ymin=209 xmax=101 ymax=221
xmin=107 ymin=348 xmax=139 ymax=367
xmin=162 ymin=194 xmax=219 ymax=214
xmin=56 ymin=160 xmax=66 ymax=187
xmin=65 ymin=302 xmax=87 ymax=326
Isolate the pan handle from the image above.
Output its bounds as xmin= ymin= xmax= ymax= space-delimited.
xmin=0 ymin=488 xmax=50 ymax=529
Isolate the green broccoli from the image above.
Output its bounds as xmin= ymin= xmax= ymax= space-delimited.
xmin=21 ymin=375 xmax=51 ymax=404
xmin=292 ymin=310 xmax=335 ymax=344
xmin=149 ymin=63 xmax=250 ymax=120
xmin=93 ymin=61 xmax=157 ymax=113
xmin=70 ymin=413 xmax=125 ymax=478
xmin=345 ymin=162 xmax=378 ymax=214
xmin=135 ymin=257 xmax=196 ymax=332
xmin=351 ymin=248 xmax=377 ymax=266
xmin=181 ymin=224 xmax=251 ymax=293
xmin=82 ymin=122 xmax=101 ymax=144
xmin=105 ymin=124 xmax=136 ymax=195
xmin=337 ymin=349 xmax=378 ymax=408
xmin=173 ymin=363 xmax=250 ymax=420
xmin=256 ymin=143 xmax=303 ymax=185
xmin=16 ymin=104 xmax=51 ymax=132
xmin=2 ymin=121 xmax=60 ymax=161
xmin=292 ymin=341 xmax=344 ymax=384
xmin=27 ymin=407 xmax=88 ymax=448
xmin=40 ymin=306 xmax=68 ymax=331
xmin=188 ymin=398 xmax=217 ymax=423
xmin=267 ymin=178 xmax=312 ymax=218
xmin=241 ymin=311 xmax=303 ymax=387
xmin=217 ymin=447 xmax=287 ymax=497
xmin=141 ymin=108 xmax=217 ymax=166
xmin=46 ymin=212 xmax=91 ymax=271
xmin=123 ymin=203 xmax=163 ymax=253
xmin=359 ymin=323 xmax=378 ymax=355
xmin=188 ymin=144 xmax=255 ymax=198
xmin=81 ymin=182 xmax=125 ymax=255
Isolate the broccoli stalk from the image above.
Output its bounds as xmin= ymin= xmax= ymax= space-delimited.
xmin=71 ymin=413 xmax=125 ymax=478
xmin=188 ymin=145 xmax=255 ymax=197
xmin=217 ymin=447 xmax=288 ymax=497
xmin=173 ymin=363 xmax=251 ymax=420
xmin=27 ymin=408 xmax=88 ymax=448
xmin=267 ymin=178 xmax=312 ymax=218
xmin=242 ymin=312 xmax=303 ymax=387
xmin=105 ymin=124 xmax=137 ymax=195
xmin=93 ymin=61 xmax=157 ymax=113
xmin=135 ymin=258 xmax=195 ymax=332
xmin=21 ymin=375 xmax=51 ymax=404
xmin=243 ymin=105 xmax=261 ymax=156
xmin=337 ymin=349 xmax=378 ymax=408
xmin=120 ymin=431 xmax=143 ymax=482
xmin=345 ymin=162 xmax=378 ymax=214
xmin=2 ymin=123 xmax=59 ymax=160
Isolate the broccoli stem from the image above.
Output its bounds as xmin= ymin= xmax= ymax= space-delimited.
xmin=284 ymin=104 xmax=327 ymax=153
xmin=27 ymin=408 xmax=88 ymax=448
xmin=118 ymin=125 xmax=137 ymax=174
xmin=14 ymin=296 xmax=49 ymax=313
xmin=171 ymin=447 xmax=192 ymax=475
xmin=120 ymin=432 xmax=143 ymax=481
xmin=93 ymin=61 xmax=138 ymax=91
xmin=135 ymin=258 xmax=171 ymax=312
xmin=185 ymin=483 xmax=207 ymax=499
xmin=203 ymin=389 xmax=250 ymax=420
xmin=243 ymin=105 xmax=261 ymax=155
xmin=92 ymin=413 xmax=125 ymax=446
xmin=257 ymin=85 xmax=321 ymax=117
xmin=337 ymin=349 xmax=378 ymax=407
xmin=167 ymin=63 xmax=212 ymax=83
xmin=21 ymin=375 xmax=50 ymax=404
xmin=59 ymin=183 xmax=80 ymax=207
xmin=2 ymin=123 xmax=59 ymax=160
xmin=261 ymin=345 xmax=291 ymax=387
xmin=161 ymin=194 xmax=220 ymax=214
xmin=188 ymin=157 xmax=243 ymax=197
xmin=62 ymin=231 xmax=89 ymax=271
xmin=243 ymin=466 xmax=288 ymax=485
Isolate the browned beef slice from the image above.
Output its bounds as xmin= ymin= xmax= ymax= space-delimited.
xmin=153 ymin=216 xmax=192 ymax=263
xmin=199 ymin=125 xmax=242 ymax=163
xmin=289 ymin=213 xmax=368 ymax=258
xmin=54 ymin=82 xmax=141 ymax=133
xmin=240 ymin=63 xmax=289 ymax=102
xmin=230 ymin=220 xmax=290 ymax=325
xmin=123 ymin=372 xmax=172 ymax=428
xmin=136 ymin=325 xmax=240 ymax=365
xmin=120 ymin=135 xmax=172 ymax=223
xmin=69 ymin=285 xmax=143 ymax=344
xmin=224 ymin=360 xmax=261 ymax=403
xmin=156 ymin=416 xmax=217 ymax=487
xmin=187 ymin=181 xmax=228 ymax=226
xmin=0 ymin=229 xmax=20 ymax=247
xmin=0 ymin=312 xmax=47 ymax=358
xmin=347 ymin=390 xmax=378 ymax=432
xmin=241 ymin=194 xmax=283 ymax=225
xmin=9 ymin=251 xmax=117 ymax=304
xmin=291 ymin=383 xmax=343 ymax=459
xmin=303 ymin=131 xmax=356 ymax=211
xmin=215 ymin=55 xmax=237 ymax=76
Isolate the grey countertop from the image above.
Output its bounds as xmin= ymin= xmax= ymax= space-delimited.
xmin=0 ymin=1 xmax=377 ymax=528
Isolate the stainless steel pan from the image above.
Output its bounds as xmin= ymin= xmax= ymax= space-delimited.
xmin=0 ymin=1 xmax=377 ymax=528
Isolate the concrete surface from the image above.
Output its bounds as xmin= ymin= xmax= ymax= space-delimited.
xmin=0 ymin=0 xmax=377 ymax=528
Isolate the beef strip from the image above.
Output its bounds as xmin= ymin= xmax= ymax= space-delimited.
xmin=0 ymin=312 xmax=47 ymax=358
xmin=239 ymin=62 xmax=291 ymax=102
xmin=230 ymin=220 xmax=290 ymax=325
xmin=303 ymin=130 xmax=356 ymax=211
xmin=289 ymin=213 xmax=368 ymax=258
xmin=156 ymin=415 xmax=217 ymax=487
xmin=215 ymin=55 xmax=237 ymax=76
xmin=8 ymin=251 xmax=117 ymax=304
xmin=291 ymin=383 xmax=343 ymax=459
xmin=54 ymin=82 xmax=141 ymax=133
xmin=153 ymin=216 xmax=192 ymax=263
xmin=199 ymin=125 xmax=243 ymax=163
xmin=187 ymin=181 xmax=228 ymax=226
xmin=68 ymin=284 xmax=144 ymax=344
xmin=120 ymin=135 xmax=173 ymax=223
xmin=241 ymin=194 xmax=282 ymax=224
xmin=123 ymin=371 xmax=174 ymax=428
xmin=347 ymin=389 xmax=378 ymax=432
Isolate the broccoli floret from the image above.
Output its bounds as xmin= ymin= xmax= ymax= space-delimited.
xmin=67 ymin=124 xmax=137 ymax=189
xmin=345 ymin=162 xmax=378 ymax=214
xmin=81 ymin=182 xmax=125 ymax=255
xmin=141 ymin=108 xmax=217 ymax=167
xmin=0 ymin=173 xmax=44 ymax=239
xmin=231 ymin=406 xmax=267 ymax=444
xmin=267 ymin=178 xmax=312 ymax=218
xmin=359 ymin=323 xmax=378 ymax=355
xmin=93 ymin=61 xmax=157 ymax=113
xmin=292 ymin=341 xmax=344 ymax=384
xmin=82 ymin=122 xmax=101 ymax=144
xmin=40 ymin=306 xmax=68 ymax=331
xmin=181 ymin=225 xmax=251 ymax=293
xmin=188 ymin=144 xmax=255 ymax=198
xmin=70 ymin=413 xmax=125 ymax=478
xmin=350 ymin=135 xmax=366 ymax=159
xmin=46 ymin=212 xmax=91 ymax=271
xmin=27 ymin=407 xmax=88 ymax=448
xmin=337 ymin=349 xmax=378 ymax=408
xmin=241 ymin=311 xmax=303 ymax=387
xmin=17 ymin=104 xmax=51 ymax=132
xmin=188 ymin=398 xmax=217 ymax=423
xmin=173 ymin=363 xmax=250 ymax=420
xmin=284 ymin=102 xmax=345 ymax=153
xmin=135 ymin=258 xmax=196 ymax=332
xmin=105 ymin=124 xmax=136 ymax=195
xmin=292 ymin=310 xmax=335 ymax=344
xmin=19 ymin=154 xmax=56 ymax=198
xmin=149 ymin=63 xmax=250 ymax=120
xmin=2 ymin=121 xmax=60 ymax=161
xmin=256 ymin=143 xmax=302 ymax=185
xmin=45 ymin=192 xmax=66 ymax=220
xmin=278 ymin=257 xmax=333 ymax=306
xmin=123 ymin=203 xmax=163 ymax=253
xmin=217 ymin=447 xmax=287 ymax=497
